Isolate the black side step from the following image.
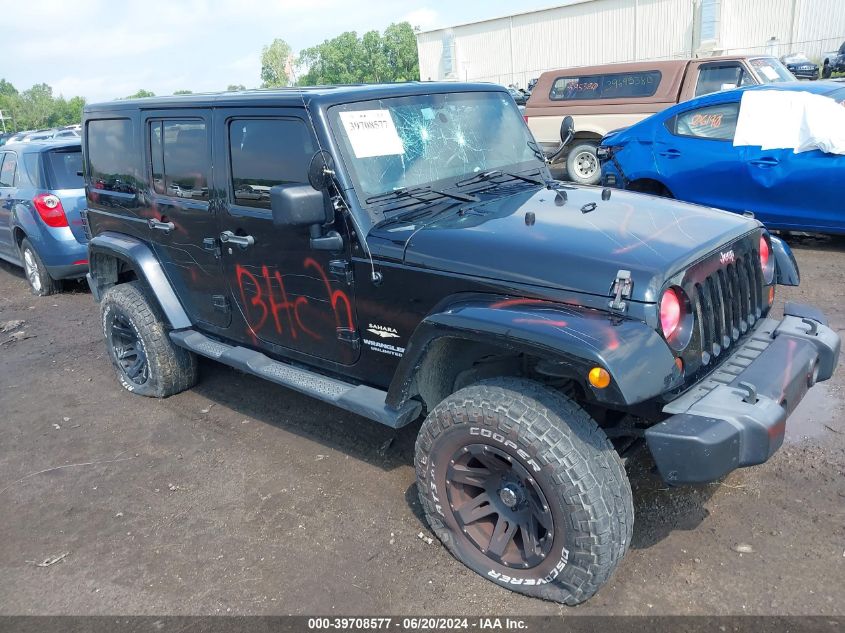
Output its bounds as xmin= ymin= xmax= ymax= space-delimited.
xmin=170 ymin=329 xmax=422 ymax=429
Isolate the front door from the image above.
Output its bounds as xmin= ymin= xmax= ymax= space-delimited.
xmin=654 ymin=99 xmax=753 ymax=213
xmin=213 ymin=108 xmax=359 ymax=366
xmin=0 ymin=151 xmax=18 ymax=257
xmin=143 ymin=110 xmax=229 ymax=328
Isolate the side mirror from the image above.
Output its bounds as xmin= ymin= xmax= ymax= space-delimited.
xmin=560 ymin=115 xmax=574 ymax=143
xmin=269 ymin=184 xmax=328 ymax=227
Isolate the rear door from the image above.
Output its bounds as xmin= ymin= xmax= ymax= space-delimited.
xmin=0 ymin=151 xmax=18 ymax=256
xmin=142 ymin=110 xmax=230 ymax=329
xmin=213 ymin=107 xmax=359 ymax=365
xmin=654 ymin=98 xmax=753 ymax=212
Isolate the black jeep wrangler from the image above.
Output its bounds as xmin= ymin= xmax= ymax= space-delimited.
xmin=81 ymin=83 xmax=840 ymax=605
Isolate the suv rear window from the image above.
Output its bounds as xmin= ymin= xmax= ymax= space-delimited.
xmin=550 ymin=71 xmax=661 ymax=101
xmin=44 ymin=148 xmax=83 ymax=190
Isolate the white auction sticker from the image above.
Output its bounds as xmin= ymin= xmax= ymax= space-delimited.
xmin=339 ymin=109 xmax=405 ymax=158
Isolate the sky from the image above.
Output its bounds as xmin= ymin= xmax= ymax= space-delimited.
xmin=1 ymin=0 xmax=558 ymax=102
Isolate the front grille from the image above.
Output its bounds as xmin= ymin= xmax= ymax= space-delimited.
xmin=693 ymin=251 xmax=763 ymax=361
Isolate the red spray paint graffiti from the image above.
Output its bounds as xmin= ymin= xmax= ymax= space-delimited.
xmin=235 ymin=259 xmax=354 ymax=341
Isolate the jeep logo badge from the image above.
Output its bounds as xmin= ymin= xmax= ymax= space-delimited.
xmin=719 ymin=250 xmax=736 ymax=265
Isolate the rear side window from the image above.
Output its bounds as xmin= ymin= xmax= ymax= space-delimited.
xmin=0 ymin=152 xmax=16 ymax=187
xmin=87 ymin=118 xmax=138 ymax=193
xmin=149 ymin=120 xmax=210 ymax=201
xmin=694 ymin=63 xmax=752 ymax=97
xmin=668 ymin=103 xmax=740 ymax=140
xmin=228 ymin=118 xmax=314 ymax=210
xmin=44 ymin=149 xmax=83 ymax=189
xmin=550 ymin=71 xmax=661 ymax=101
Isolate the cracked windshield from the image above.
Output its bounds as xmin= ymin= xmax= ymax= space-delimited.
xmin=329 ymin=91 xmax=541 ymax=208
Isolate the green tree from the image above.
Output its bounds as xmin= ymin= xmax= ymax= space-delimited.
xmin=294 ymin=22 xmax=419 ymax=86
xmin=260 ymin=38 xmax=293 ymax=87
xmin=20 ymin=83 xmax=55 ymax=128
xmin=173 ymin=89 xmax=193 ymax=95
xmin=0 ymin=79 xmax=85 ymax=131
xmin=125 ymin=89 xmax=156 ymax=99
xmin=227 ymin=84 xmax=246 ymax=91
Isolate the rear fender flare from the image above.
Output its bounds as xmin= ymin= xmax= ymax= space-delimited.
xmin=386 ymin=297 xmax=677 ymax=409
xmin=87 ymin=232 xmax=191 ymax=329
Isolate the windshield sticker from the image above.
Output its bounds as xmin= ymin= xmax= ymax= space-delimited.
xmin=758 ymin=65 xmax=780 ymax=81
xmin=339 ymin=109 xmax=405 ymax=158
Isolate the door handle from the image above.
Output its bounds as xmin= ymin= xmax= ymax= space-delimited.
xmin=220 ymin=230 xmax=255 ymax=249
xmin=658 ymin=148 xmax=682 ymax=158
xmin=148 ymin=218 xmax=175 ymax=233
xmin=750 ymin=157 xmax=779 ymax=168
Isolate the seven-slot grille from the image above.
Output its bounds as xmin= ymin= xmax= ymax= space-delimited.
xmin=693 ymin=249 xmax=764 ymax=361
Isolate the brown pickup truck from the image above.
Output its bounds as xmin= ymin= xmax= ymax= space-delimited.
xmin=525 ymin=56 xmax=795 ymax=184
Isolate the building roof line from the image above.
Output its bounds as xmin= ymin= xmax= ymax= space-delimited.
xmin=414 ymin=0 xmax=594 ymax=35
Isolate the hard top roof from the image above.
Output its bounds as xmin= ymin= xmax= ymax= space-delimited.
xmin=85 ymin=82 xmax=506 ymax=113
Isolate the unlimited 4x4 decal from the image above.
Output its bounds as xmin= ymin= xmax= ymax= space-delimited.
xmin=235 ymin=257 xmax=353 ymax=341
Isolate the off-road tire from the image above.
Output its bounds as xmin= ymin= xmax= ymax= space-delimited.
xmin=565 ymin=142 xmax=601 ymax=186
xmin=20 ymin=238 xmax=60 ymax=296
xmin=415 ymin=377 xmax=633 ymax=605
xmin=101 ymin=281 xmax=197 ymax=397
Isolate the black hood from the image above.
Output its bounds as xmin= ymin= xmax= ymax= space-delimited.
xmin=368 ymin=185 xmax=759 ymax=303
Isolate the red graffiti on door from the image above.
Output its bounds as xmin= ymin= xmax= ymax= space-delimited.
xmin=235 ymin=259 xmax=354 ymax=341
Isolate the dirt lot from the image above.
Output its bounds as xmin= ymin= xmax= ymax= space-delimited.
xmin=0 ymin=234 xmax=843 ymax=616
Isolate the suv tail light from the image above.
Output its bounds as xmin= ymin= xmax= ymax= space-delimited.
xmin=33 ymin=194 xmax=69 ymax=228
xmin=760 ymin=235 xmax=775 ymax=284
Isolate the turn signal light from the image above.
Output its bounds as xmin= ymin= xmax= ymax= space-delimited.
xmin=33 ymin=194 xmax=69 ymax=228
xmin=588 ymin=367 xmax=611 ymax=389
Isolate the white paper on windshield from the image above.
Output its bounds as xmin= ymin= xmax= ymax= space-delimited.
xmin=339 ymin=110 xmax=405 ymax=158
xmin=759 ymin=65 xmax=780 ymax=81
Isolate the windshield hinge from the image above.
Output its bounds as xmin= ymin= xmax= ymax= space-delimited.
xmin=608 ymin=270 xmax=633 ymax=312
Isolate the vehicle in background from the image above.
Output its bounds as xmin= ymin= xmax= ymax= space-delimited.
xmin=780 ymin=53 xmax=819 ymax=80
xmin=0 ymin=133 xmax=13 ymax=146
xmin=0 ymin=140 xmax=88 ymax=295
xmin=525 ymin=56 xmax=795 ymax=185
xmin=505 ymin=85 xmax=528 ymax=105
xmin=597 ymin=81 xmax=845 ymax=234
xmin=822 ymin=40 xmax=845 ymax=78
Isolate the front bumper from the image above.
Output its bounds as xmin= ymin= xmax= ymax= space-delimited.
xmin=646 ymin=303 xmax=840 ymax=484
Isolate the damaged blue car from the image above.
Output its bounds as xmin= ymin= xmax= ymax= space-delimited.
xmin=598 ymin=81 xmax=845 ymax=234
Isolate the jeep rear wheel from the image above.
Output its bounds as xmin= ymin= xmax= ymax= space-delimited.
xmin=101 ymin=281 xmax=198 ymax=398
xmin=415 ymin=378 xmax=633 ymax=604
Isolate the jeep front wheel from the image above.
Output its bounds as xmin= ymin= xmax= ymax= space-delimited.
xmin=101 ymin=281 xmax=198 ymax=397
xmin=415 ymin=378 xmax=633 ymax=604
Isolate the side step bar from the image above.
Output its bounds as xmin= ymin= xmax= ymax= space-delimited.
xmin=170 ymin=329 xmax=422 ymax=429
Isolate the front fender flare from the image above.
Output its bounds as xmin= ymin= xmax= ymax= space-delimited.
xmin=386 ymin=297 xmax=677 ymax=409
xmin=770 ymin=235 xmax=799 ymax=286
xmin=88 ymin=232 xmax=191 ymax=329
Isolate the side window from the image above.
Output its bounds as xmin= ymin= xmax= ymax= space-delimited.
xmin=228 ymin=118 xmax=314 ymax=210
xmin=694 ymin=63 xmax=749 ymax=97
xmin=88 ymin=118 xmax=138 ymax=193
xmin=550 ymin=71 xmax=661 ymax=101
xmin=0 ymin=152 xmax=17 ymax=187
xmin=669 ymin=103 xmax=740 ymax=141
xmin=148 ymin=120 xmax=210 ymax=201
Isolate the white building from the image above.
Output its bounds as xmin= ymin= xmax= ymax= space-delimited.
xmin=416 ymin=0 xmax=845 ymax=88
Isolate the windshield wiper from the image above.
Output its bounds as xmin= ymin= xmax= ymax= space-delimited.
xmin=366 ymin=185 xmax=478 ymax=205
xmin=455 ymin=168 xmax=545 ymax=189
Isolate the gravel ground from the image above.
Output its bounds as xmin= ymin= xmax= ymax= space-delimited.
xmin=0 ymin=233 xmax=843 ymax=616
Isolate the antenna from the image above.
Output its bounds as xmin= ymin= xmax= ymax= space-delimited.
xmin=288 ymin=65 xmax=381 ymax=285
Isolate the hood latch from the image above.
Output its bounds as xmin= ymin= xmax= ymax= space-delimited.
xmin=609 ymin=270 xmax=633 ymax=312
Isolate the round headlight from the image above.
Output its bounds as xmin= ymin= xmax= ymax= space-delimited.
xmin=660 ymin=286 xmax=693 ymax=350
